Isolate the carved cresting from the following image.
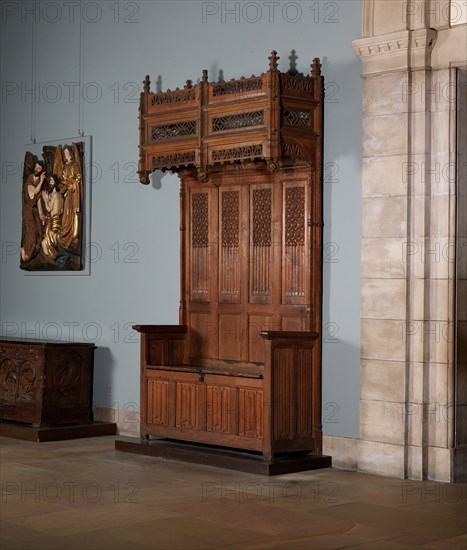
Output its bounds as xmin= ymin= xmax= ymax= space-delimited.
xmin=281 ymin=74 xmax=314 ymax=94
xmin=212 ymin=77 xmax=262 ymax=97
xmin=138 ymin=51 xmax=322 ymax=183
xmin=152 ymin=88 xmax=195 ymax=106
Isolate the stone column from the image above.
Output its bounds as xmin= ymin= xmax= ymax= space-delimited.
xmin=353 ymin=0 xmax=465 ymax=481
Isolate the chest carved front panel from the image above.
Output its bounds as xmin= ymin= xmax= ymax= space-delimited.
xmin=0 ymin=340 xmax=95 ymax=427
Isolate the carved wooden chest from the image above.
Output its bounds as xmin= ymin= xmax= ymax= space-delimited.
xmin=0 ymin=338 xmax=95 ymax=427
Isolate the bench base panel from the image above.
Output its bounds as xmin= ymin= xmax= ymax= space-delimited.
xmin=115 ymin=436 xmax=332 ymax=475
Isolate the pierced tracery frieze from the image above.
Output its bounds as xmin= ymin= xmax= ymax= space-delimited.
xmin=153 ymin=151 xmax=195 ymax=169
xmin=151 ymin=121 xmax=197 ymax=141
xmin=283 ymin=110 xmax=311 ymax=127
xmin=212 ymin=111 xmax=264 ymax=133
xmin=211 ymin=144 xmax=263 ymax=163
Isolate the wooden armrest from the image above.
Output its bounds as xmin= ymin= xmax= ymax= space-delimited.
xmin=135 ymin=325 xmax=188 ymax=365
xmin=133 ymin=325 xmax=187 ymax=335
xmin=259 ymin=330 xmax=319 ymax=341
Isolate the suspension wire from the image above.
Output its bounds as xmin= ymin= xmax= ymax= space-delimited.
xmin=30 ymin=14 xmax=36 ymax=143
xmin=78 ymin=0 xmax=84 ymax=137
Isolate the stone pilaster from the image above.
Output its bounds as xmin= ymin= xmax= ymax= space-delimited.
xmin=353 ymin=0 xmax=465 ymax=480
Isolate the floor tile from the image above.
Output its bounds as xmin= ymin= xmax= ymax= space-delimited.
xmin=1 ymin=436 xmax=466 ymax=550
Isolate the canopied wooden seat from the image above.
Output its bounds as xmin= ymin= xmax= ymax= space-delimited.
xmin=133 ymin=52 xmax=327 ymax=462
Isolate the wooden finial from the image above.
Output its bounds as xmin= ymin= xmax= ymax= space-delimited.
xmin=269 ymin=50 xmax=279 ymax=71
xmin=202 ymin=69 xmax=208 ymax=83
xmin=311 ymin=58 xmax=321 ymax=78
xmin=143 ymin=75 xmax=150 ymax=94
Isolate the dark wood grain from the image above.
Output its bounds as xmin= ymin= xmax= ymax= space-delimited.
xmin=0 ymin=339 xmax=96 ymax=427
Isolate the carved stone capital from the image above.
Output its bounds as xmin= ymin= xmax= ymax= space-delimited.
xmin=353 ymin=28 xmax=437 ymax=75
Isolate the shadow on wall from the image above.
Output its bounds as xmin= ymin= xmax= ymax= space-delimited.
xmin=321 ymin=54 xmax=362 ymax=161
xmin=321 ymin=53 xmax=362 ymax=441
xmin=322 ymin=340 xmax=360 ymax=438
xmin=93 ymin=346 xmax=116 ymax=408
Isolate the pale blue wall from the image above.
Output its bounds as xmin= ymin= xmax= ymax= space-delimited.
xmin=0 ymin=0 xmax=361 ymax=438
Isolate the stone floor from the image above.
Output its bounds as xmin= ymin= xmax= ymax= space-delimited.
xmin=0 ymin=436 xmax=466 ymax=550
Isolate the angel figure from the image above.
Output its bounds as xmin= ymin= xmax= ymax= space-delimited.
xmin=41 ymin=175 xmax=64 ymax=260
xmin=53 ymin=143 xmax=83 ymax=250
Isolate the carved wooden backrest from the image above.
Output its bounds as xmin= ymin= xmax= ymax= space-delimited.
xmin=181 ymin=168 xmax=318 ymax=366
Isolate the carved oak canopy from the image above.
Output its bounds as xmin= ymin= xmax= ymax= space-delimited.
xmin=137 ymin=51 xmax=323 ymax=184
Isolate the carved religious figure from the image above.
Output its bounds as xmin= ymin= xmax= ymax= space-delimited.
xmin=20 ymin=161 xmax=46 ymax=262
xmin=20 ymin=141 xmax=85 ymax=271
xmin=41 ymin=175 xmax=64 ymax=261
xmin=55 ymin=145 xmax=82 ymax=250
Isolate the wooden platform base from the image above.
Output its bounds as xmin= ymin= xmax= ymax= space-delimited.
xmin=0 ymin=420 xmax=117 ymax=442
xmin=115 ymin=437 xmax=332 ymax=476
